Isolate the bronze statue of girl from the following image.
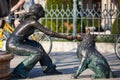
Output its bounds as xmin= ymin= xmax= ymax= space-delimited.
xmin=6 ymin=4 xmax=74 ymax=79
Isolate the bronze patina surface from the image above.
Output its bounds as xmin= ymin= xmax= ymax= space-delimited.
xmin=72 ymin=33 xmax=114 ymax=79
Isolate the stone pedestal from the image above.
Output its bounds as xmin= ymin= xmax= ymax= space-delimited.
xmin=0 ymin=51 xmax=14 ymax=80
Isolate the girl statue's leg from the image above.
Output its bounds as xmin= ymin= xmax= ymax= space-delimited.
xmin=11 ymin=39 xmax=61 ymax=78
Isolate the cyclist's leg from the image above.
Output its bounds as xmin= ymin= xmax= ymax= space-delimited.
xmin=14 ymin=19 xmax=20 ymax=28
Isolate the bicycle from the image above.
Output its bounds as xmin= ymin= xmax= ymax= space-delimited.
xmin=114 ymin=35 xmax=120 ymax=60
xmin=0 ymin=14 xmax=52 ymax=54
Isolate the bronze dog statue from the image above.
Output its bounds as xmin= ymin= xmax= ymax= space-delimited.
xmin=72 ymin=32 xmax=114 ymax=79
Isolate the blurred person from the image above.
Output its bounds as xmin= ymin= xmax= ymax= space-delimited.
xmin=10 ymin=0 xmax=35 ymax=27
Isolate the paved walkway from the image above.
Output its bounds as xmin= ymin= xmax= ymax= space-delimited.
xmin=10 ymin=42 xmax=120 ymax=80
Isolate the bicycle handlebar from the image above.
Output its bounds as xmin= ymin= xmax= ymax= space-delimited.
xmin=5 ymin=13 xmax=17 ymax=28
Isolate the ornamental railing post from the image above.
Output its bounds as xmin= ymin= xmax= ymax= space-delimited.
xmin=73 ymin=0 xmax=77 ymax=38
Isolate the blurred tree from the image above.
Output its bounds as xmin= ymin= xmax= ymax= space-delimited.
xmin=112 ymin=0 xmax=120 ymax=34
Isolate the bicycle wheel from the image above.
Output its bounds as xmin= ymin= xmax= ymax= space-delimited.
xmin=30 ymin=31 xmax=52 ymax=55
xmin=114 ymin=36 xmax=120 ymax=60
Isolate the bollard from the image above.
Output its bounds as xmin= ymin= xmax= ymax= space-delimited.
xmin=0 ymin=51 xmax=14 ymax=80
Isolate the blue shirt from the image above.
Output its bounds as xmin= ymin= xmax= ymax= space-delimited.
xmin=23 ymin=0 xmax=34 ymax=12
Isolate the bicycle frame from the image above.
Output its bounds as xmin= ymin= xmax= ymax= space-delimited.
xmin=0 ymin=14 xmax=14 ymax=38
xmin=0 ymin=21 xmax=14 ymax=39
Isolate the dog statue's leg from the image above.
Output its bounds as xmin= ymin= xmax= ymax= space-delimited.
xmin=72 ymin=56 xmax=88 ymax=79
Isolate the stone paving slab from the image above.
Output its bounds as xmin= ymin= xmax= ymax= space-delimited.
xmin=10 ymin=42 xmax=120 ymax=80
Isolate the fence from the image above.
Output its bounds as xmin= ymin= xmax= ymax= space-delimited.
xmin=40 ymin=1 xmax=120 ymax=39
xmin=1 ymin=0 xmax=120 ymax=42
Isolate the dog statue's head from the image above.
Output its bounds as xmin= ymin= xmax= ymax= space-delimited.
xmin=78 ymin=29 xmax=97 ymax=49
xmin=77 ymin=29 xmax=97 ymax=60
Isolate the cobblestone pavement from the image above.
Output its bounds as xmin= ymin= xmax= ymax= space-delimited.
xmin=10 ymin=42 xmax=120 ymax=80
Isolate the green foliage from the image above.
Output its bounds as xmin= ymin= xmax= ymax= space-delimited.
xmin=112 ymin=1 xmax=120 ymax=34
xmin=42 ymin=0 xmax=120 ymax=34
xmin=112 ymin=20 xmax=120 ymax=34
xmin=41 ymin=0 xmax=73 ymax=33
xmin=41 ymin=0 xmax=85 ymax=33
xmin=46 ymin=0 xmax=73 ymax=9
xmin=96 ymin=35 xmax=116 ymax=42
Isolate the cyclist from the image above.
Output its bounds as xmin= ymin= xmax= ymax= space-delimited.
xmin=6 ymin=4 xmax=74 ymax=79
xmin=10 ymin=0 xmax=35 ymax=27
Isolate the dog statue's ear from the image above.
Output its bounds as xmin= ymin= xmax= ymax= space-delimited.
xmin=85 ymin=28 xmax=90 ymax=35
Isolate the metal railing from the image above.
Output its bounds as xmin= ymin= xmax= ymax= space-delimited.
xmin=40 ymin=1 xmax=120 ymax=37
xmin=1 ymin=0 xmax=119 ymax=41
xmin=7 ymin=0 xmax=120 ymax=36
